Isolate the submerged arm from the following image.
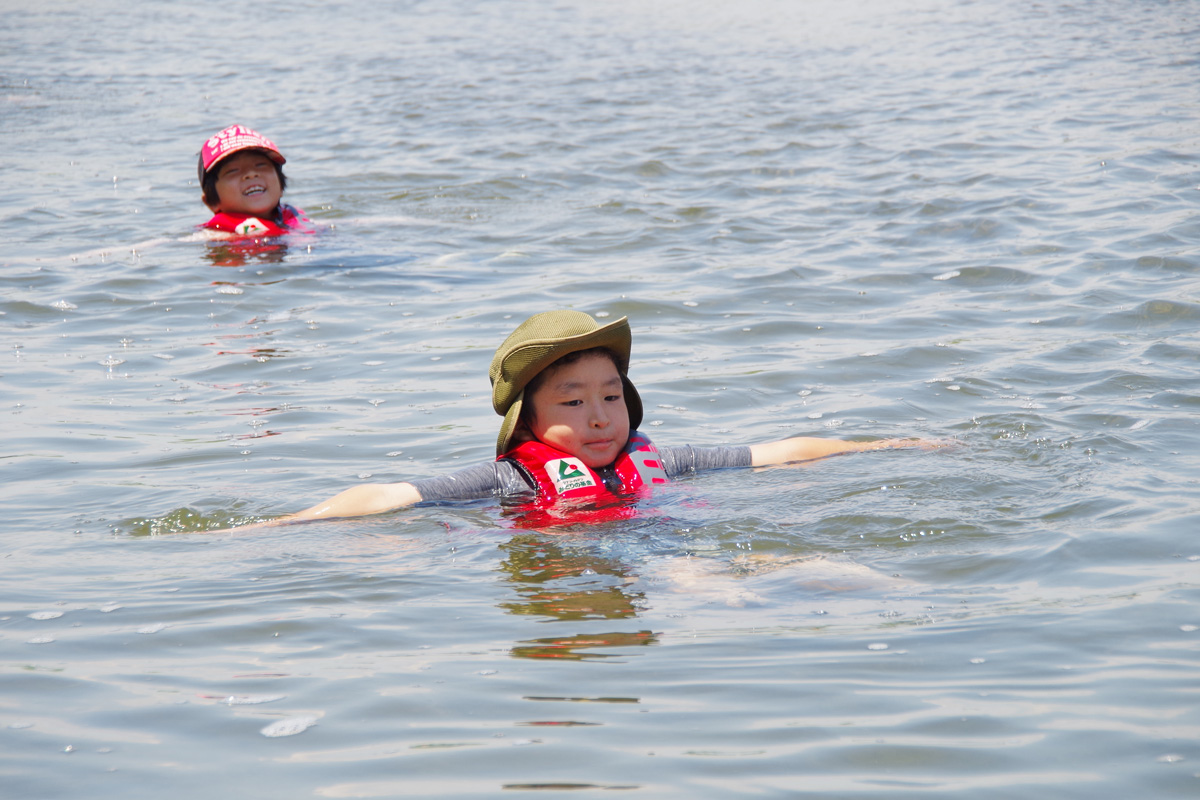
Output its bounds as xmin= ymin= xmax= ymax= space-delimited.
xmin=212 ymin=461 xmax=512 ymax=533
xmin=213 ymin=481 xmax=423 ymax=533
xmin=280 ymin=481 xmax=423 ymax=522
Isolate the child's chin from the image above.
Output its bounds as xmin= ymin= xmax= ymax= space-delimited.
xmin=578 ymin=448 xmax=619 ymax=468
xmin=231 ymin=204 xmax=276 ymax=217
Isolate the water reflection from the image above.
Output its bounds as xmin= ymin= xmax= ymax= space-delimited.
xmin=511 ymin=630 xmax=658 ymax=661
xmin=203 ymin=238 xmax=290 ymax=268
xmin=499 ymin=579 xmax=640 ymax=621
xmin=203 ymin=332 xmax=290 ymax=361
xmin=497 ymin=534 xmax=659 ymax=661
xmin=223 ymin=405 xmax=285 ymax=440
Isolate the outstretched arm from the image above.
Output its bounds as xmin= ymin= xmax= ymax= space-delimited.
xmin=213 ymin=481 xmax=423 ymax=533
xmin=749 ymin=436 xmax=930 ymax=467
xmin=279 ymin=481 xmax=423 ymax=523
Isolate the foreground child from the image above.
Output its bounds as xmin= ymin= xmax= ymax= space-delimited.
xmin=197 ymin=125 xmax=315 ymax=237
xmin=242 ymin=310 xmax=935 ymax=528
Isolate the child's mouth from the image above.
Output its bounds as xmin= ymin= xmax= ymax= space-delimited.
xmin=243 ymin=186 xmax=266 ymax=197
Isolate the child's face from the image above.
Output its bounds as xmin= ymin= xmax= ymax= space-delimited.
xmin=207 ymin=150 xmax=283 ymax=216
xmin=526 ymin=352 xmax=631 ymax=468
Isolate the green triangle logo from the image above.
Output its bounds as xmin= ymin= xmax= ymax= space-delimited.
xmin=557 ymin=460 xmax=586 ymax=480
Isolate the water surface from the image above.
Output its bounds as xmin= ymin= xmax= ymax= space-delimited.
xmin=2 ymin=0 xmax=1199 ymax=797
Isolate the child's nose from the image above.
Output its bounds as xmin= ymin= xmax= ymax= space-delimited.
xmin=590 ymin=403 xmax=609 ymax=428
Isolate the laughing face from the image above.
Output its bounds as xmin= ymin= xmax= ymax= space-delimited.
xmin=206 ymin=150 xmax=283 ymax=217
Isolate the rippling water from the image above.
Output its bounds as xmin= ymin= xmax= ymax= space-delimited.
xmin=3 ymin=0 xmax=1199 ymax=797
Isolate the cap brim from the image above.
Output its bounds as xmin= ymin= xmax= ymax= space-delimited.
xmin=199 ymin=146 xmax=286 ymax=181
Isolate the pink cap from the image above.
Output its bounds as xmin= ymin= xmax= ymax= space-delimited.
xmin=198 ymin=125 xmax=286 ymax=181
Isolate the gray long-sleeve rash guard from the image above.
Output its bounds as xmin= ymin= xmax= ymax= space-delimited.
xmin=409 ymin=444 xmax=751 ymax=503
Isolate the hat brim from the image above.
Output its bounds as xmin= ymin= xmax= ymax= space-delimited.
xmin=492 ymin=315 xmax=632 ymax=414
xmin=198 ymin=147 xmax=286 ymax=184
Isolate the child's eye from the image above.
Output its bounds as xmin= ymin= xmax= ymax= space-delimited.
xmin=605 ymin=395 xmax=621 ymax=402
xmin=563 ymin=399 xmax=583 ymax=407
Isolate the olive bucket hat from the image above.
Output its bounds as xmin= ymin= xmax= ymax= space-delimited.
xmin=489 ymin=310 xmax=644 ymax=456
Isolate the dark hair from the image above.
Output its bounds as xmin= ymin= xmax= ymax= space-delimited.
xmin=519 ymin=347 xmax=620 ymax=429
xmin=200 ymin=149 xmax=288 ymax=208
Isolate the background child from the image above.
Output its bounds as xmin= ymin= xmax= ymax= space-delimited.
xmin=197 ymin=124 xmax=314 ymax=237
xmin=235 ymin=310 xmax=937 ymax=529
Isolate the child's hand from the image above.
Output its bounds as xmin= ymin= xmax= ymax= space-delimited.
xmin=912 ymin=437 xmax=957 ymax=451
xmin=873 ymin=437 xmax=957 ymax=452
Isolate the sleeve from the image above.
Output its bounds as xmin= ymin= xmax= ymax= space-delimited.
xmin=408 ymin=460 xmax=535 ymax=503
xmin=655 ymin=444 xmax=752 ymax=478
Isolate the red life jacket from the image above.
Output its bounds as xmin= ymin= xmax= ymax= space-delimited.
xmin=499 ymin=432 xmax=668 ymax=527
xmin=200 ymin=204 xmax=314 ymax=237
